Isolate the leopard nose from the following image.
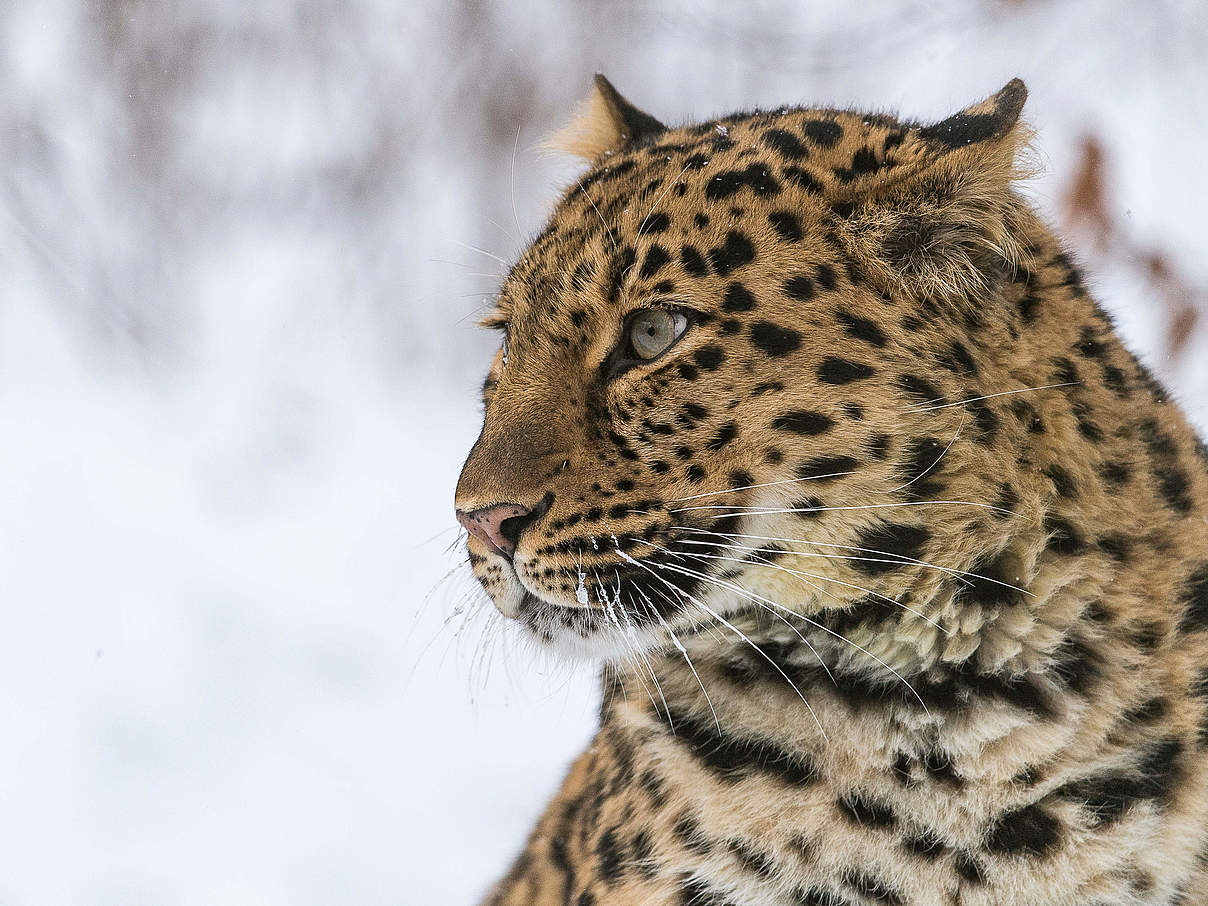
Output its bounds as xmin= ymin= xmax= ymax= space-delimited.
xmin=456 ymin=503 xmax=533 ymax=559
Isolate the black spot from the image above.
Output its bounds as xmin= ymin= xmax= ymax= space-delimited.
xmin=867 ymin=434 xmax=892 ymax=460
xmin=639 ymin=244 xmax=671 ymax=279
xmin=1056 ymin=738 xmax=1184 ymax=826
xmin=694 ymin=345 xmax=725 ymax=370
xmin=763 ymin=128 xmax=809 ymax=159
xmin=816 ymin=263 xmax=837 ymax=290
xmin=719 ymin=318 xmax=741 ymax=335
xmin=897 ymin=374 xmax=942 ymax=403
xmin=1155 ymin=466 xmax=1193 ymax=514
xmin=902 ymin=830 xmax=945 ymax=859
xmin=797 ymin=455 xmax=858 ymax=483
xmin=596 ymin=827 xmax=625 ymax=884
xmin=1044 ymin=514 xmax=1085 ymax=556
xmin=803 ymin=119 xmax=842 ymax=147
xmin=836 ymin=311 xmax=886 ymax=347
xmin=682 ymin=403 xmax=708 ymax=420
xmin=638 ymin=213 xmax=671 ymax=236
xmin=723 ymin=282 xmax=757 ymax=312
xmin=706 ymin=422 xmax=739 ymax=452
xmin=1050 ymin=635 xmax=1099 ymax=695
xmin=661 ymin=706 xmax=818 ymax=785
xmin=681 ymin=246 xmax=708 ymax=277
xmin=729 ymin=469 xmax=754 ymax=490
xmin=709 ymin=231 xmax=756 ymax=276
xmin=784 ymin=275 xmax=816 ymax=301
xmin=705 ymin=164 xmax=782 ymax=201
xmin=831 ymin=200 xmax=856 ymax=218
xmin=782 ymin=166 xmax=823 ymax=193
xmin=985 ymin=803 xmax=1060 ymax=858
xmin=851 ymin=523 xmax=931 ymax=574
xmin=769 ymin=211 xmax=803 ymax=243
xmin=1099 ymin=460 xmax=1131 ymax=486
xmin=1178 ymin=564 xmax=1208 ymax=634
xmin=897 ymin=436 xmax=946 ymax=502
xmin=834 ymin=147 xmax=880 ymax=182
xmin=677 ymin=362 xmax=698 ymax=380
xmin=844 ymin=869 xmax=902 ymax=906
xmin=750 ymin=321 xmax=802 ymax=356
xmin=1044 ymin=465 xmax=1078 ymax=499
xmin=816 ymin=354 xmax=879 ymax=387
xmin=953 ymin=852 xmax=986 ymax=884
xmin=836 ymin=792 xmax=897 ymax=829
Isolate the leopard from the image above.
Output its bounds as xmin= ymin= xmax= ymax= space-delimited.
xmin=452 ymin=74 xmax=1208 ymax=905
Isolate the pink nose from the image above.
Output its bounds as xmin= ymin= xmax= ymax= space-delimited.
xmin=456 ymin=503 xmax=533 ymax=558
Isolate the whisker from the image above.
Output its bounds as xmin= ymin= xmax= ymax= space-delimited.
xmin=670 ymin=499 xmax=1018 ymax=518
xmin=906 ymin=381 xmax=1080 ymax=413
xmin=652 ymin=538 xmax=952 ymax=636
xmin=447 ymin=238 xmax=509 ymax=267
xmin=616 ymin=550 xmax=829 ymax=740
xmin=650 ymin=558 xmax=930 ymax=716
xmin=577 ymin=181 xmax=617 ymax=251
xmin=677 ymin=527 xmax=1033 ymax=597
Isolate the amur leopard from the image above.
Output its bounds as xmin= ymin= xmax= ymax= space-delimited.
xmin=453 ymin=75 xmax=1208 ymax=905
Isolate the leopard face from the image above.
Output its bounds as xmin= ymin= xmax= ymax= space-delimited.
xmin=455 ymin=76 xmax=1030 ymax=659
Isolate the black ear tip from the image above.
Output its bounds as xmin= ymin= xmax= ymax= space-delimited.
xmin=996 ymin=78 xmax=1028 ymax=117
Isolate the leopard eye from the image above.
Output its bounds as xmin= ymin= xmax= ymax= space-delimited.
xmin=628 ymin=309 xmax=688 ymax=360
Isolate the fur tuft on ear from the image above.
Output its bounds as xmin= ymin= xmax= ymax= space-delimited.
xmin=836 ymin=79 xmax=1036 ymax=306
xmin=543 ymin=74 xmax=665 ymax=161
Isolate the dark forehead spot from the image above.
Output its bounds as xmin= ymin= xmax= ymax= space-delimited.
xmin=782 ymin=166 xmax=823 ymax=193
xmin=772 ymin=411 xmax=834 ymax=435
xmin=680 ymin=245 xmax=708 ymax=277
xmin=816 ymin=263 xmax=837 ymax=290
xmin=705 ymin=164 xmax=783 ymax=201
xmin=723 ymin=282 xmax=757 ymax=312
xmin=639 ymin=244 xmax=671 ymax=279
xmin=693 ymin=213 xmax=710 ymax=228
xmin=834 ymin=146 xmax=881 ymax=182
xmin=709 ymin=232 xmax=756 ymax=276
xmin=803 ymin=118 xmax=843 ymax=147
xmin=784 ymin=275 xmax=815 ymax=302
xmin=836 ymin=311 xmax=887 ymax=347
xmin=768 ymin=211 xmax=803 ymax=243
xmin=638 ymin=212 xmax=671 ymax=235
xmin=818 ymin=357 xmax=876 ymax=384
xmin=762 ymin=128 xmax=809 ymax=160
xmin=750 ymin=321 xmax=802 ymax=357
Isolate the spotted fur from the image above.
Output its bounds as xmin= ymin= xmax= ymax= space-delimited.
xmin=455 ymin=75 xmax=1208 ymax=905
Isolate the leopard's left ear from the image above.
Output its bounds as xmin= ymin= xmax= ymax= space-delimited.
xmin=916 ymin=78 xmax=1028 ymax=150
xmin=544 ymin=74 xmax=665 ymax=161
xmin=836 ymin=79 xmax=1034 ymax=306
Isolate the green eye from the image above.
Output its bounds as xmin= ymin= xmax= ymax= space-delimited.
xmin=628 ymin=309 xmax=689 ymax=360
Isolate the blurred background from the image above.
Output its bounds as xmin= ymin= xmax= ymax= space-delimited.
xmin=2 ymin=0 xmax=1206 ymax=903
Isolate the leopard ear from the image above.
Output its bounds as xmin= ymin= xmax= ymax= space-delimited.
xmin=544 ymin=74 xmax=665 ymax=161
xmin=836 ymin=79 xmax=1033 ymax=305
xmin=916 ymin=78 xmax=1028 ymax=150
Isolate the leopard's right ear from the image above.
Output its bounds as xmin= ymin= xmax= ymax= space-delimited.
xmin=543 ymin=74 xmax=665 ymax=161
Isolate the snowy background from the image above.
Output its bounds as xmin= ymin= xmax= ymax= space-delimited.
xmin=2 ymin=1 xmax=1207 ymax=903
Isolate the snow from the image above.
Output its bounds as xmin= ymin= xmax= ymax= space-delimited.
xmin=0 ymin=0 xmax=1206 ymax=903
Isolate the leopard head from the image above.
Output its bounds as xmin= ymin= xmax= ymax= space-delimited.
xmin=455 ymin=75 xmax=1031 ymax=661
